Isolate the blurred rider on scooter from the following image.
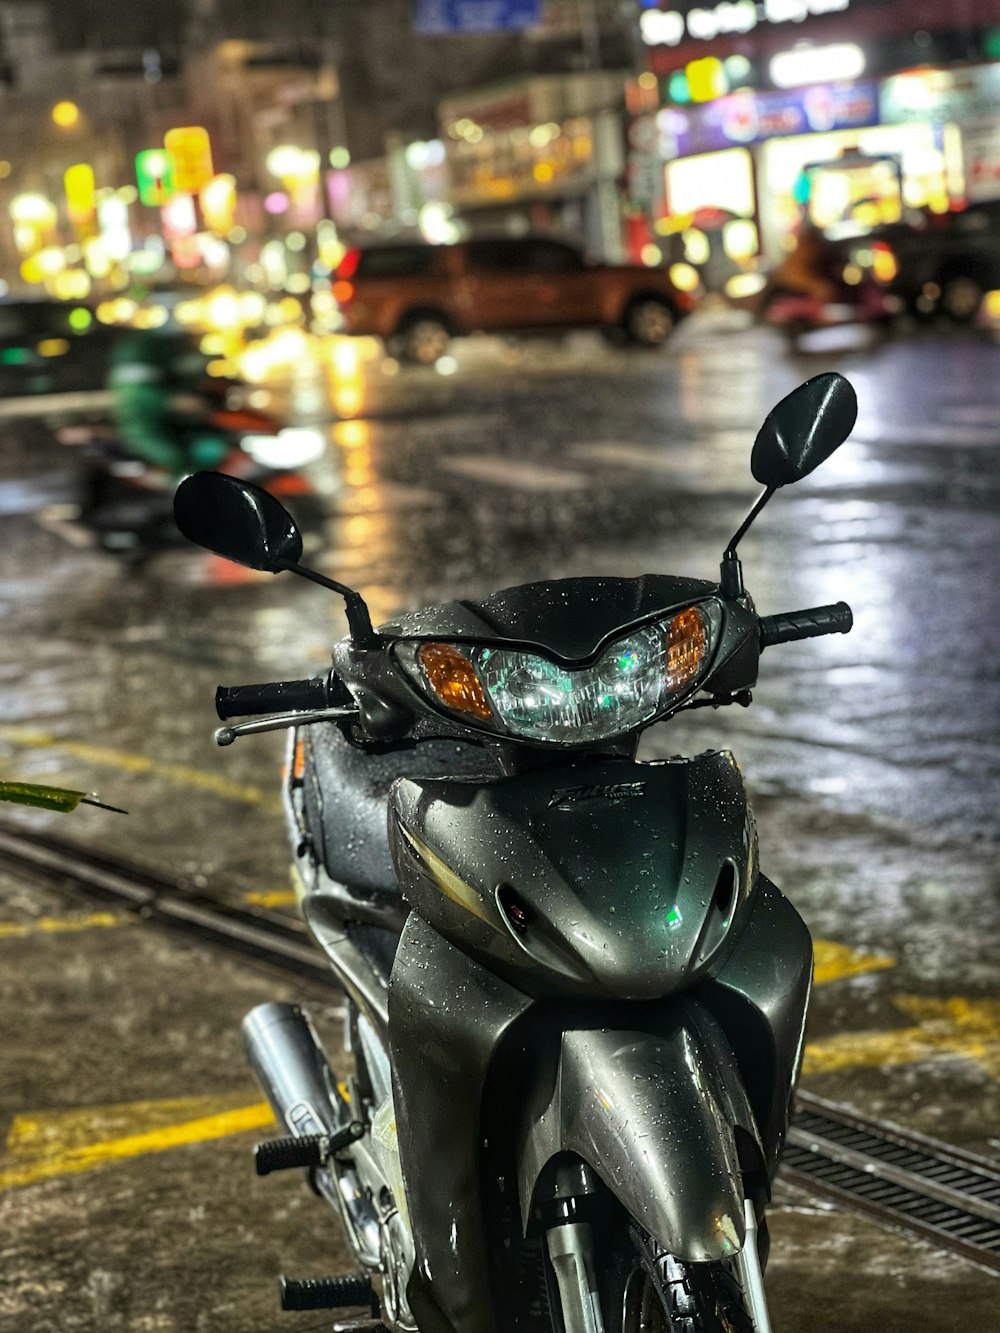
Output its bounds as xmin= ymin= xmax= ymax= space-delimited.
xmin=767 ymin=220 xmax=840 ymax=305
xmin=107 ymin=325 xmax=229 ymax=481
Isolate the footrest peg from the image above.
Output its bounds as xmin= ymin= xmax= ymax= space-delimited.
xmin=255 ymin=1120 xmax=364 ymax=1176
xmin=279 ymin=1272 xmax=377 ymax=1312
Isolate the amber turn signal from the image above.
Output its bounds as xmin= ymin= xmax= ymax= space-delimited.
xmin=418 ymin=642 xmax=493 ymax=720
xmin=666 ymin=607 xmax=707 ymax=690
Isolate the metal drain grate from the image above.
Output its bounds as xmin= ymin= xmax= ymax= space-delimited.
xmin=794 ymin=1110 xmax=1000 ymax=1212
xmin=782 ymin=1094 xmax=1000 ymax=1273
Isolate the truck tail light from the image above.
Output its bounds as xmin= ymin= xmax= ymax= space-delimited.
xmin=336 ymin=248 xmax=361 ymax=280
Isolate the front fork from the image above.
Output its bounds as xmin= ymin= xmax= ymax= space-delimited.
xmin=540 ymin=1167 xmax=774 ymax=1333
xmin=542 ymin=1163 xmax=604 ymax=1333
xmin=733 ymin=1199 xmax=773 ymax=1333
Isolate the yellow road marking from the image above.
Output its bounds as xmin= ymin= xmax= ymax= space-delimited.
xmin=244 ymin=889 xmax=298 ymax=908
xmin=1 ymin=1094 xmax=275 ymax=1192
xmin=0 ymin=727 xmax=280 ymax=813
xmin=0 ymin=912 xmax=128 ymax=940
xmin=804 ymin=994 xmax=1000 ymax=1079
xmin=813 ymin=939 xmax=895 ymax=986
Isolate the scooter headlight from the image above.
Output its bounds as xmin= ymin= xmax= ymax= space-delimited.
xmin=397 ymin=602 xmax=722 ymax=743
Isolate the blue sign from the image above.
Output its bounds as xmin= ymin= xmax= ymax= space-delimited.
xmin=413 ymin=0 xmax=541 ymax=33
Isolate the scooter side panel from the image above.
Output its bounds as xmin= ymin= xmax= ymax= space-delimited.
xmin=389 ymin=910 xmax=532 ymax=1333
xmin=517 ymin=1003 xmax=758 ymax=1263
xmin=698 ymin=873 xmax=813 ymax=1177
xmin=297 ymin=721 xmax=497 ymax=897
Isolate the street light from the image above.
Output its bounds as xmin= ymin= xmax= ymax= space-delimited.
xmin=266 ymin=146 xmax=321 ymax=219
xmin=266 ymin=145 xmax=320 ymax=187
xmin=9 ymin=193 xmax=57 ymax=227
xmin=52 ymin=101 xmax=81 ymax=128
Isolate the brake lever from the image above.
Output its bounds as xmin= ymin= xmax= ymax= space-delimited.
xmin=215 ymin=707 xmax=360 ymax=747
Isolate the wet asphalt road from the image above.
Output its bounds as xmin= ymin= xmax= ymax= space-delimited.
xmin=1 ymin=315 xmax=999 ymax=1330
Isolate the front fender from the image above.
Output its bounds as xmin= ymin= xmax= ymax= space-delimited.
xmin=518 ymin=1001 xmax=760 ymax=1262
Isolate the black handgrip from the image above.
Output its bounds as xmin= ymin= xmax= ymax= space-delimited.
xmin=215 ymin=676 xmax=330 ymax=720
xmin=759 ymin=601 xmax=853 ymax=649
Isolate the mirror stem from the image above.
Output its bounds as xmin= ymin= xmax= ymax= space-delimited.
xmin=725 ymin=485 xmax=775 ymax=558
xmin=720 ymin=485 xmax=775 ymax=599
xmin=278 ymin=560 xmax=379 ymax=647
xmin=720 ymin=552 xmax=744 ymax=599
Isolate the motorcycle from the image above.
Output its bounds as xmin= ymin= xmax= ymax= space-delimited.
xmin=759 ymin=276 xmax=897 ymax=345
xmin=173 ymin=371 xmax=858 ymax=1333
xmin=41 ymin=401 xmax=325 ymax=568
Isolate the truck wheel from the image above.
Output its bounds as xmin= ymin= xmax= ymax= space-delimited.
xmin=624 ymin=297 xmax=675 ymax=347
xmin=398 ymin=314 xmax=450 ymax=365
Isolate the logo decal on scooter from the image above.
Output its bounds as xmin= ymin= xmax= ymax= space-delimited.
xmin=546 ymin=781 xmax=647 ymax=809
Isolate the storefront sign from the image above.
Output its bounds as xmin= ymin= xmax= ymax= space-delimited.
xmin=414 ymin=0 xmax=540 ymax=33
xmin=658 ymin=80 xmax=878 ymax=156
xmin=641 ymin=0 xmax=850 ymax=47
xmin=962 ymin=119 xmax=1000 ymax=203
xmin=164 ymin=127 xmax=214 ymax=194
xmin=627 ymin=117 xmax=665 ymax=205
xmin=880 ymin=64 xmax=1000 ymax=128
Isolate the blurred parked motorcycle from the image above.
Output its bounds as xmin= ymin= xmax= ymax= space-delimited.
xmin=759 ymin=278 xmax=896 ymax=344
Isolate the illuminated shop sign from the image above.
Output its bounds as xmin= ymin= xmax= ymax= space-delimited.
xmin=880 ymin=63 xmax=1000 ymax=126
xmin=641 ymin=0 xmax=850 ymax=47
xmin=658 ymin=80 xmax=878 ymax=155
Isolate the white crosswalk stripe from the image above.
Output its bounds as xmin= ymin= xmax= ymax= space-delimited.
xmin=853 ymin=423 xmax=1000 ymax=446
xmin=439 ymin=454 xmax=589 ymax=491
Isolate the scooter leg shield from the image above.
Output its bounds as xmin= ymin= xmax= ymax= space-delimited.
xmin=518 ymin=1000 xmax=759 ymax=1263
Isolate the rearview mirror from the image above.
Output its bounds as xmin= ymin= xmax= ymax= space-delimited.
xmin=173 ymin=471 xmax=303 ymax=571
xmin=751 ymin=373 xmax=857 ymax=487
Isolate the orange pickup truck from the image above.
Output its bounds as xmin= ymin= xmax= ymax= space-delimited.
xmin=333 ymin=235 xmax=695 ymax=363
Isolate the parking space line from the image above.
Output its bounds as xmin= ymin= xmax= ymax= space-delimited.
xmin=0 ymin=911 xmax=128 ymax=939
xmin=1 ymin=1096 xmax=276 ymax=1192
xmin=244 ymin=889 xmax=298 ymax=908
xmin=804 ymin=994 xmax=1000 ymax=1079
xmin=813 ymin=939 xmax=896 ymax=985
xmin=0 ymin=727 xmax=281 ymax=813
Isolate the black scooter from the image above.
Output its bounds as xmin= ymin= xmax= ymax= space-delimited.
xmin=174 ymin=372 xmax=858 ymax=1333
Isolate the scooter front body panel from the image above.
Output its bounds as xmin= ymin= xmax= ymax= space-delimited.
xmin=389 ymin=890 xmax=805 ymax=1333
xmin=389 ymin=752 xmax=757 ymax=1000
xmin=516 ymin=1007 xmax=758 ymax=1260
